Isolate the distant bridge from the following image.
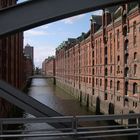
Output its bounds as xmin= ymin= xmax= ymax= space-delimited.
xmin=28 ymin=75 xmax=55 ymax=80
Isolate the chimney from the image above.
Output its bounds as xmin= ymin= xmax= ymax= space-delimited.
xmin=90 ymin=15 xmax=99 ymax=34
xmin=105 ymin=9 xmax=111 ymax=26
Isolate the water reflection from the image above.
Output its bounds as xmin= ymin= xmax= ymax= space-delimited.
xmin=28 ymin=79 xmax=95 ymax=116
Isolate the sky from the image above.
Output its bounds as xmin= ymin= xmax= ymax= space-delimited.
xmin=18 ymin=0 xmax=102 ymax=68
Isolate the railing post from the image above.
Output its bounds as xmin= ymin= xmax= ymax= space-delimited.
xmin=138 ymin=116 xmax=140 ymax=140
xmin=72 ymin=116 xmax=78 ymax=139
xmin=138 ymin=131 xmax=140 ymax=140
xmin=0 ymin=121 xmax=3 ymax=140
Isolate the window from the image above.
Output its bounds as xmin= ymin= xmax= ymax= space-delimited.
xmin=123 ymin=25 xmax=127 ymax=36
xmin=134 ymin=64 xmax=137 ymax=76
xmin=124 ymin=67 xmax=129 ymax=77
xmin=117 ymin=81 xmax=120 ymax=91
xmin=134 ymin=52 xmax=137 ymax=60
xmin=124 ymin=39 xmax=128 ymax=50
xmin=133 ymin=102 xmax=137 ymax=108
xmin=105 ymin=58 xmax=108 ymax=65
xmin=117 ymin=66 xmax=120 ymax=73
xmin=133 ymin=21 xmax=136 ymax=33
xmin=104 ymin=92 xmax=108 ymax=100
xmin=105 ymin=79 xmax=108 ymax=90
xmin=125 ymin=82 xmax=128 ymax=95
xmin=92 ymin=51 xmax=94 ymax=58
xmin=105 ymin=68 xmax=108 ymax=76
xmin=125 ymin=53 xmax=129 ymax=64
xmin=117 ymin=29 xmax=120 ymax=49
xmin=105 ymin=47 xmax=107 ymax=55
xmin=89 ymin=78 xmax=91 ymax=83
xmin=133 ymin=35 xmax=136 ymax=46
xmin=117 ymin=41 xmax=120 ymax=50
xmin=110 ymin=66 xmax=112 ymax=74
xmin=93 ymin=60 xmax=94 ymax=65
xmin=117 ymin=55 xmax=120 ymax=62
xmin=93 ymin=68 xmax=94 ymax=75
xmin=110 ymin=80 xmax=112 ymax=89
xmin=133 ymin=83 xmax=138 ymax=95
xmin=100 ymin=79 xmax=102 ymax=86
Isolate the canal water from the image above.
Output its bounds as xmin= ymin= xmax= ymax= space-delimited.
xmin=27 ymin=78 xmax=95 ymax=116
xmin=21 ymin=78 xmax=96 ymax=140
xmin=21 ymin=78 xmax=128 ymax=140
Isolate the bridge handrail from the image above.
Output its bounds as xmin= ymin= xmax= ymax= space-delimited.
xmin=0 ymin=113 xmax=140 ymax=139
xmin=0 ymin=113 xmax=140 ymax=123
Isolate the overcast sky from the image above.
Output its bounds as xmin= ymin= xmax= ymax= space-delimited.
xmin=18 ymin=0 xmax=102 ymax=68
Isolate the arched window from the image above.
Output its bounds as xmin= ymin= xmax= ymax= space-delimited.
xmin=133 ymin=83 xmax=138 ymax=94
xmin=134 ymin=52 xmax=137 ymax=60
xmin=134 ymin=64 xmax=137 ymax=76
xmin=117 ymin=81 xmax=120 ymax=91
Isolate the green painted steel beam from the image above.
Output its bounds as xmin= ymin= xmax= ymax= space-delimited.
xmin=0 ymin=0 xmax=137 ymax=36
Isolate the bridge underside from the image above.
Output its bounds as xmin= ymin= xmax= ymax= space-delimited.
xmin=0 ymin=0 xmax=136 ymax=36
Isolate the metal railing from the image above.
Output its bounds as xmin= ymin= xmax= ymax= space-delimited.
xmin=0 ymin=113 xmax=140 ymax=139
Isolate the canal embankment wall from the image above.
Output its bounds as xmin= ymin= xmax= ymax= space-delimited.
xmin=54 ymin=79 xmax=138 ymax=125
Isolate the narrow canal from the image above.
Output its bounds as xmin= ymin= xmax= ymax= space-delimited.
xmin=22 ymin=78 xmax=128 ymax=140
xmin=27 ymin=78 xmax=95 ymax=116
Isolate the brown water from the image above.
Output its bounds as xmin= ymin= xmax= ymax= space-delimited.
xmin=28 ymin=78 xmax=95 ymax=116
xmin=22 ymin=78 xmax=128 ymax=140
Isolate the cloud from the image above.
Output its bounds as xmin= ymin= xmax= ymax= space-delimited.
xmin=24 ymin=25 xmax=55 ymax=37
xmin=34 ymin=46 xmax=55 ymax=68
xmin=62 ymin=14 xmax=85 ymax=24
xmin=25 ymin=30 xmax=47 ymax=37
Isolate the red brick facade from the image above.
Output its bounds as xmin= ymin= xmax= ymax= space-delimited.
xmin=0 ymin=0 xmax=25 ymax=117
xmin=43 ymin=3 xmax=140 ymax=115
xmin=42 ymin=56 xmax=55 ymax=77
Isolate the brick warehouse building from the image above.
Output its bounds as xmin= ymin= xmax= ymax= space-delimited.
xmin=42 ymin=56 xmax=55 ymax=77
xmin=0 ymin=0 xmax=25 ymax=117
xmin=43 ymin=2 xmax=140 ymax=115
